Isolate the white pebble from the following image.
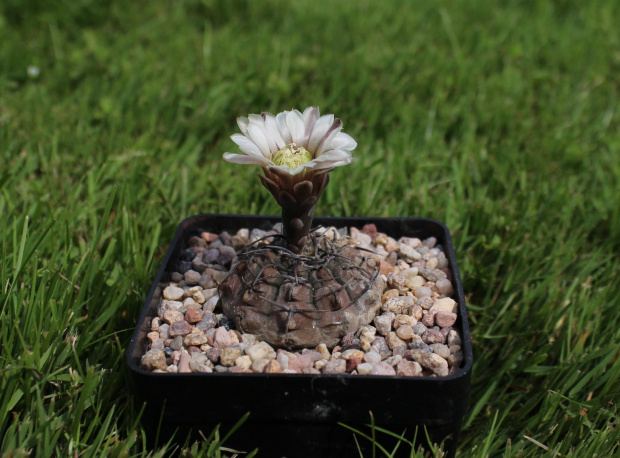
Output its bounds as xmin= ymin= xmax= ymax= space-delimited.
xmin=163 ymin=286 xmax=184 ymax=301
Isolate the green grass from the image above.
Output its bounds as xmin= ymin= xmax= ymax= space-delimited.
xmin=1 ymin=0 xmax=619 ymax=455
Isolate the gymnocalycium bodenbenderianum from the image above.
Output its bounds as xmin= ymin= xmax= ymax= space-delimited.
xmin=221 ymin=107 xmax=383 ymax=349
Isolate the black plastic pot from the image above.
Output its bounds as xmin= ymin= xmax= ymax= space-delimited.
xmin=126 ymin=214 xmax=473 ymax=457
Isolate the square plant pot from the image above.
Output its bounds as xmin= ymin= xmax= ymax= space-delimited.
xmin=126 ymin=214 xmax=473 ymax=457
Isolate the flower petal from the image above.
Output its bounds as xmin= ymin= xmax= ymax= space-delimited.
xmin=286 ymin=109 xmax=306 ymax=145
xmin=230 ymin=133 xmax=264 ymax=158
xmin=248 ymin=114 xmax=278 ymax=155
xmin=246 ymin=123 xmax=272 ymax=158
xmin=236 ymin=117 xmax=249 ymax=136
xmin=302 ymin=106 xmax=320 ymax=141
xmin=223 ymin=152 xmax=270 ymax=165
xmin=308 ymin=114 xmax=334 ymax=153
xmin=324 ymin=132 xmax=357 ymax=152
xmin=313 ymin=149 xmax=353 ymax=162
xmin=308 ymin=159 xmax=352 ymax=171
xmin=276 ymin=111 xmax=293 ymax=144
xmin=316 ymin=118 xmax=343 ymax=156
xmin=262 ymin=112 xmax=286 ymax=151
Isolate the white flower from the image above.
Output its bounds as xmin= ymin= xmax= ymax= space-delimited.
xmin=223 ymin=107 xmax=356 ymax=176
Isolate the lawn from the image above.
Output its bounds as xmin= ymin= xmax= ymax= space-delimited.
xmin=1 ymin=0 xmax=619 ymax=456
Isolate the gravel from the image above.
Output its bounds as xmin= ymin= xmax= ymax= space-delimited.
xmin=140 ymin=224 xmax=465 ymax=377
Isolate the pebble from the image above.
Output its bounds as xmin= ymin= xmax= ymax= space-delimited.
xmin=398 ymin=244 xmax=421 ymax=262
xmin=409 ymin=339 xmax=432 ymax=354
xmin=169 ymin=320 xmax=192 ymax=337
xmin=211 ymin=271 xmax=229 ymax=284
xmin=385 ymin=355 xmax=402 ymax=366
xmin=423 ymin=237 xmax=437 ymax=249
xmin=252 ymin=359 xmax=270 ymax=372
xmin=416 ymin=296 xmax=434 ymax=310
xmin=406 ymin=276 xmax=425 ymax=289
xmin=413 ymin=286 xmax=431 ymax=298
xmin=422 ymin=310 xmax=437 ymax=327
xmin=410 ymin=349 xmax=449 ymax=377
xmin=192 ymin=290 xmax=206 ymax=304
xmin=379 ymin=260 xmax=394 ymax=275
xmin=263 ymin=360 xmax=282 ymax=373
xmin=370 ymin=337 xmax=391 ymax=359
xmin=373 ymin=313 xmax=394 ymax=336
xmin=163 ymin=286 xmax=184 ymax=301
xmin=184 ymin=331 xmax=208 ymax=347
xmin=448 ymin=351 xmax=464 ymax=367
xmin=386 ymin=332 xmax=406 ymax=350
xmin=322 ymin=359 xmax=346 ymax=374
xmin=184 ymin=270 xmax=201 ymax=285
xmin=420 ymin=268 xmax=446 ymax=282
xmin=342 ymin=349 xmax=365 ymax=360
xmin=185 ymin=308 xmax=204 ymax=324
xmin=276 ymin=351 xmax=291 ymax=370
xmin=189 ymin=353 xmax=210 ymax=371
xmin=220 ymin=347 xmax=242 ymax=366
xmin=199 ymin=274 xmax=215 ymax=289
xmin=213 ymin=327 xmax=232 ymax=348
xmin=315 ymin=359 xmax=328 ymax=371
xmin=435 ymin=311 xmax=457 ymax=327
xmin=196 ymin=314 xmax=218 ymax=332
xmin=447 ymin=330 xmax=462 ymax=347
xmin=430 ymin=343 xmax=451 ymax=359
xmin=206 ymin=347 xmax=222 ymax=364
xmin=202 ymin=248 xmax=220 ymax=264
xmin=203 ymin=295 xmax=219 ymax=313
xmin=370 ymin=362 xmax=396 ymax=376
xmin=194 ymin=364 xmax=213 ymax=373
xmin=381 ymin=289 xmax=399 ymax=304
xmin=436 ymin=278 xmax=454 ymax=296
xmin=141 ymin=350 xmax=167 ymax=371
xmin=382 ymin=298 xmax=405 ymax=314
xmin=235 ymin=355 xmax=252 ymax=370
xmin=422 ymin=329 xmax=446 ymax=344
xmin=160 ymin=299 xmax=183 ymax=313
xmin=241 ymin=334 xmax=257 ymax=346
xmin=183 ymin=297 xmax=200 ymax=309
xmin=356 ymin=363 xmax=374 ymax=375
xmin=363 ymin=351 xmax=382 ymax=365
xmin=399 ymin=267 xmax=419 ymax=281
xmin=147 ymin=331 xmax=160 ymax=343
xmin=177 ymin=261 xmax=193 ymax=274
xmin=396 ymin=326 xmax=415 ymax=341
xmin=201 ymin=231 xmax=219 ymax=242
xmin=387 ymin=274 xmax=408 ymax=293
xmin=430 ymin=297 xmax=458 ymax=313
xmin=169 ymin=336 xmax=184 ymax=351
xmin=397 ymin=360 xmax=422 ymax=376
xmin=218 ymin=246 xmax=237 ymax=267
xmin=162 ymin=309 xmax=184 ymax=325
xmin=316 ymin=343 xmax=331 ymax=360
xmin=393 ymin=314 xmax=416 ymax=329
xmin=410 ymin=305 xmax=424 ymax=321
xmin=359 ymin=326 xmax=377 ymax=352
xmin=246 ymin=342 xmax=276 ymax=362
xmin=178 ymin=353 xmax=192 ymax=373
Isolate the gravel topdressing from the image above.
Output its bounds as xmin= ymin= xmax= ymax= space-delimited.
xmin=140 ymin=223 xmax=464 ymax=377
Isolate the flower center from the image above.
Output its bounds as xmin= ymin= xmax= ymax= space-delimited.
xmin=272 ymin=143 xmax=313 ymax=169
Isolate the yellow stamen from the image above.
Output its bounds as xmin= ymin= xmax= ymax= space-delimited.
xmin=272 ymin=143 xmax=313 ymax=168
